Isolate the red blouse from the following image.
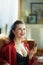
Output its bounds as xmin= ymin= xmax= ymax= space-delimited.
xmin=0 ymin=41 xmax=35 ymax=65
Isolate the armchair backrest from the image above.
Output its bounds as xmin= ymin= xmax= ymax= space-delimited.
xmin=0 ymin=34 xmax=9 ymax=49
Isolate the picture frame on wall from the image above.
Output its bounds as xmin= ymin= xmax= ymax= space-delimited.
xmin=31 ymin=2 xmax=43 ymax=24
xmin=27 ymin=14 xmax=37 ymax=24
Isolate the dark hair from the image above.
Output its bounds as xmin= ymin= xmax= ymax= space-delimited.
xmin=9 ymin=20 xmax=24 ymax=41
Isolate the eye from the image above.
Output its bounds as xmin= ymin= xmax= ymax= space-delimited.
xmin=18 ymin=28 xmax=21 ymax=30
xmin=23 ymin=28 xmax=26 ymax=30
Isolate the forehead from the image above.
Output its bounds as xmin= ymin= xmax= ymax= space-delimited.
xmin=16 ymin=24 xmax=26 ymax=28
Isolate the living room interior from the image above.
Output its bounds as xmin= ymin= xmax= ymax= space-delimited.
xmin=0 ymin=0 xmax=43 ymax=64
xmin=19 ymin=0 xmax=43 ymax=64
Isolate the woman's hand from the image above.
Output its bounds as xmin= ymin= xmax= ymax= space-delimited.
xmin=33 ymin=47 xmax=37 ymax=54
xmin=29 ymin=47 xmax=37 ymax=59
xmin=3 ymin=63 xmax=10 ymax=65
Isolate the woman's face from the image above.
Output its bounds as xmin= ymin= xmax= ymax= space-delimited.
xmin=13 ymin=24 xmax=26 ymax=39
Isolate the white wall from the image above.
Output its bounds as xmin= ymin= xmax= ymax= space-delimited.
xmin=0 ymin=0 xmax=18 ymax=35
xmin=40 ymin=28 xmax=43 ymax=48
xmin=26 ymin=24 xmax=43 ymax=48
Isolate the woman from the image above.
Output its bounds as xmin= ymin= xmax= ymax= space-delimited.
xmin=0 ymin=20 xmax=37 ymax=65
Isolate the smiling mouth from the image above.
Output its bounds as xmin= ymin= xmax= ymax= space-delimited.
xmin=20 ymin=34 xmax=25 ymax=36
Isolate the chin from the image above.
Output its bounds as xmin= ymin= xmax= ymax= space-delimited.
xmin=19 ymin=36 xmax=24 ymax=39
xmin=18 ymin=35 xmax=25 ymax=39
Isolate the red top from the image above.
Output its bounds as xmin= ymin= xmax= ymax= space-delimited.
xmin=0 ymin=41 xmax=35 ymax=65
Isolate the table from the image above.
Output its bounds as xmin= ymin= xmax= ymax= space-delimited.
xmin=35 ymin=56 xmax=43 ymax=65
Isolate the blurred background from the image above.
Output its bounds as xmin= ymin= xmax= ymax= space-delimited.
xmin=0 ymin=0 xmax=43 ymax=49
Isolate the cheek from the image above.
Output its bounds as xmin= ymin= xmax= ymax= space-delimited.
xmin=22 ymin=30 xmax=26 ymax=36
xmin=16 ymin=30 xmax=21 ymax=35
xmin=16 ymin=30 xmax=26 ymax=35
xmin=24 ymin=30 xmax=26 ymax=34
xmin=24 ymin=31 xmax=26 ymax=37
xmin=18 ymin=30 xmax=21 ymax=33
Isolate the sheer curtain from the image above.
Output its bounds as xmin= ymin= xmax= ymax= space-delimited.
xmin=0 ymin=0 xmax=18 ymax=35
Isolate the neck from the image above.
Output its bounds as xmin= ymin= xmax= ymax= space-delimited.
xmin=14 ymin=38 xmax=22 ymax=44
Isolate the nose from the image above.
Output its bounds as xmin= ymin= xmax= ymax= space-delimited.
xmin=21 ymin=29 xmax=24 ymax=33
xmin=21 ymin=29 xmax=26 ymax=34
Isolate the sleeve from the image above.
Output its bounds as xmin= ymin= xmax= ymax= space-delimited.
xmin=0 ymin=45 xmax=11 ymax=64
xmin=24 ymin=41 xmax=35 ymax=65
xmin=29 ymin=56 xmax=35 ymax=65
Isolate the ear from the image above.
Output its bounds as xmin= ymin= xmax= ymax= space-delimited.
xmin=12 ymin=30 xmax=15 ymax=34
